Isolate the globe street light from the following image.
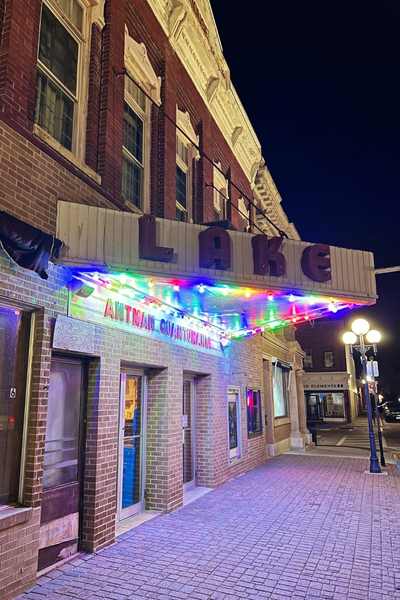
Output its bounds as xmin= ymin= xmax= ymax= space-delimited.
xmin=343 ymin=318 xmax=382 ymax=474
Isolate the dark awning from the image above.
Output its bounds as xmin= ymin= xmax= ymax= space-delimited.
xmin=0 ymin=211 xmax=63 ymax=279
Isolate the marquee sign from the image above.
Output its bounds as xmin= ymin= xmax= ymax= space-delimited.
xmin=139 ymin=215 xmax=331 ymax=283
xmin=69 ymin=282 xmax=224 ymax=354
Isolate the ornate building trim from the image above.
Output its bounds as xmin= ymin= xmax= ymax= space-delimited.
xmin=124 ymin=26 xmax=162 ymax=105
xmin=147 ymin=0 xmax=262 ymax=181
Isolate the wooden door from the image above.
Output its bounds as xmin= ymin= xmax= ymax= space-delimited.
xmin=38 ymin=357 xmax=85 ymax=571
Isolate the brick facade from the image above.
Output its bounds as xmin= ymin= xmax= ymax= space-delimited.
xmin=0 ymin=1 xmax=305 ymax=598
xmin=296 ymin=318 xmax=347 ymax=373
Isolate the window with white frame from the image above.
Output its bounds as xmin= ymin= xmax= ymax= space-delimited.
xmin=122 ymin=78 xmax=147 ymax=209
xmin=304 ymin=351 xmax=313 ymax=369
xmin=35 ymin=0 xmax=85 ymax=152
xmin=213 ymin=162 xmax=228 ymax=221
xmin=176 ymin=135 xmax=190 ymax=221
xmin=175 ymin=108 xmax=199 ymax=222
xmin=273 ymin=364 xmax=290 ymax=418
xmin=247 ymin=389 xmax=262 ymax=437
xmin=122 ymin=28 xmax=161 ymax=211
xmin=238 ymin=196 xmax=250 ymax=231
xmin=227 ymin=389 xmax=241 ymax=460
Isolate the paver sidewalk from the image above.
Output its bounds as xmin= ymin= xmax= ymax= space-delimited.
xmin=20 ymin=455 xmax=400 ymax=600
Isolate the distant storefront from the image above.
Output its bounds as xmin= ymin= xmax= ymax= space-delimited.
xmin=303 ymin=372 xmax=352 ymax=422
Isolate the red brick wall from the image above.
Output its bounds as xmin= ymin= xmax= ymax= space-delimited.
xmin=0 ymin=0 xmax=254 ymax=231
xmin=296 ymin=318 xmax=347 ymax=372
xmin=0 ymin=1 xmax=261 ymax=596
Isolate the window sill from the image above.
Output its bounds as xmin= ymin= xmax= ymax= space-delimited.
xmin=274 ymin=416 xmax=290 ymax=426
xmin=124 ymin=200 xmax=144 ymax=215
xmin=0 ymin=505 xmax=33 ymax=531
xmin=248 ymin=431 xmax=263 ymax=440
xmin=33 ymin=125 xmax=102 ymax=185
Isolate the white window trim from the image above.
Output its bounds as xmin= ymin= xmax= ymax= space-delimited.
xmin=272 ymin=362 xmax=291 ymax=420
xmin=123 ymin=93 xmax=150 ymax=212
xmin=124 ymin=29 xmax=160 ymax=213
xmin=238 ymin=196 xmax=250 ymax=230
xmin=213 ymin=161 xmax=228 ymax=219
xmin=124 ymin=26 xmax=161 ymax=106
xmin=227 ymin=387 xmax=242 ymax=462
xmin=35 ymin=0 xmax=102 ymax=179
xmin=176 ymin=149 xmax=190 ymax=221
xmin=176 ymin=107 xmax=199 ymax=223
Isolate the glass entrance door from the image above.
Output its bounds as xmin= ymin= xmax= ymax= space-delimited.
xmin=182 ymin=380 xmax=195 ymax=487
xmin=118 ymin=372 xmax=145 ymax=520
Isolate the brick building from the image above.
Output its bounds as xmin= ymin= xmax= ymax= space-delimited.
xmin=295 ymin=318 xmax=360 ymax=423
xmin=0 ymin=1 xmax=376 ymax=597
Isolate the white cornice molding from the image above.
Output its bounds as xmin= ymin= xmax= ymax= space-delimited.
xmin=254 ymin=164 xmax=300 ymax=240
xmin=124 ymin=25 xmax=162 ymax=105
xmin=90 ymin=0 xmax=105 ymax=29
xmin=168 ymin=0 xmax=187 ymax=40
xmin=147 ymin=0 xmax=261 ymax=181
xmin=176 ymin=106 xmax=200 ymax=157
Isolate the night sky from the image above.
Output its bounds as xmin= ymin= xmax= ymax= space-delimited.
xmin=212 ymin=0 xmax=400 ymax=396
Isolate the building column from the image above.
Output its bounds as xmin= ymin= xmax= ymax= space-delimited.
xmin=296 ymin=369 xmax=312 ymax=445
xmin=289 ymin=368 xmax=305 ymax=449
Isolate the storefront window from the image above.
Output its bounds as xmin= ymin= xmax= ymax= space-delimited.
xmin=273 ymin=365 xmax=290 ymax=418
xmin=0 ymin=306 xmax=29 ymax=505
xmin=307 ymin=392 xmax=345 ymax=420
xmin=228 ymin=390 xmax=240 ymax=459
xmin=43 ymin=358 xmax=83 ymax=489
xmin=323 ymin=393 xmax=344 ymax=418
xmin=247 ymin=389 xmax=262 ymax=437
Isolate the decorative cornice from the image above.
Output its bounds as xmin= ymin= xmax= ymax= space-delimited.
xmin=232 ymin=126 xmax=243 ymax=147
xmin=176 ymin=106 xmax=200 ymax=157
xmin=147 ymin=0 xmax=261 ymax=181
xmin=90 ymin=0 xmax=105 ymax=29
xmin=254 ymin=164 xmax=300 ymax=240
xmin=124 ymin=25 xmax=162 ymax=105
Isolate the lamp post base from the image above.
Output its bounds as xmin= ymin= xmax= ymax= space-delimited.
xmin=369 ymin=457 xmax=382 ymax=474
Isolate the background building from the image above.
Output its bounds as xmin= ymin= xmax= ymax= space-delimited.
xmin=296 ymin=318 xmax=359 ymax=423
xmin=0 ymin=1 xmax=375 ymax=598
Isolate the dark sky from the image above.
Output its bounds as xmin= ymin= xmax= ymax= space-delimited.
xmin=212 ymin=0 xmax=400 ymax=396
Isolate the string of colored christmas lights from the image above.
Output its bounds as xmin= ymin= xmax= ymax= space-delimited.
xmin=69 ymin=269 xmax=367 ymax=343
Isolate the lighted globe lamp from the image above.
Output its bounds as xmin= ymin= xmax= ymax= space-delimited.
xmin=342 ymin=331 xmax=357 ymax=345
xmin=366 ymin=329 xmax=382 ymax=344
xmin=351 ymin=318 xmax=370 ymax=336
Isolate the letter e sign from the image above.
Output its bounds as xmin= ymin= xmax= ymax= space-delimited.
xmin=301 ymin=244 xmax=331 ymax=282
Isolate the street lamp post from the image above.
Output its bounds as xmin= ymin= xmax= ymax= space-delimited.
xmin=342 ymin=319 xmax=382 ymax=474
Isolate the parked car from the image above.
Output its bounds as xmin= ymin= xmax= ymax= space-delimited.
xmin=381 ymin=400 xmax=400 ymax=423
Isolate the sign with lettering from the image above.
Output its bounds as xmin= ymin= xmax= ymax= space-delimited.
xmin=69 ymin=286 xmax=223 ymax=354
xmin=139 ymin=216 xmax=331 ymax=282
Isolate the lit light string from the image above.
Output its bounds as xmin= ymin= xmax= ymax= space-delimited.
xmin=72 ymin=271 xmax=230 ymax=345
xmin=69 ymin=270 xmax=366 ymax=343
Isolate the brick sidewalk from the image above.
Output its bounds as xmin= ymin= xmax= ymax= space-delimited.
xmin=20 ymin=455 xmax=400 ymax=600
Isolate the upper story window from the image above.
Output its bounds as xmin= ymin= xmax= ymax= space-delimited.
xmin=323 ymin=350 xmax=335 ymax=369
xmin=123 ymin=27 xmax=161 ymax=211
xmin=238 ymin=197 xmax=250 ymax=231
xmin=122 ymin=80 xmax=148 ymax=209
xmin=35 ymin=1 xmax=85 ymax=152
xmin=213 ymin=162 xmax=228 ymax=221
xmin=176 ymin=136 xmax=190 ymax=221
xmin=175 ymin=108 xmax=199 ymax=222
xmin=304 ymin=351 xmax=313 ymax=369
